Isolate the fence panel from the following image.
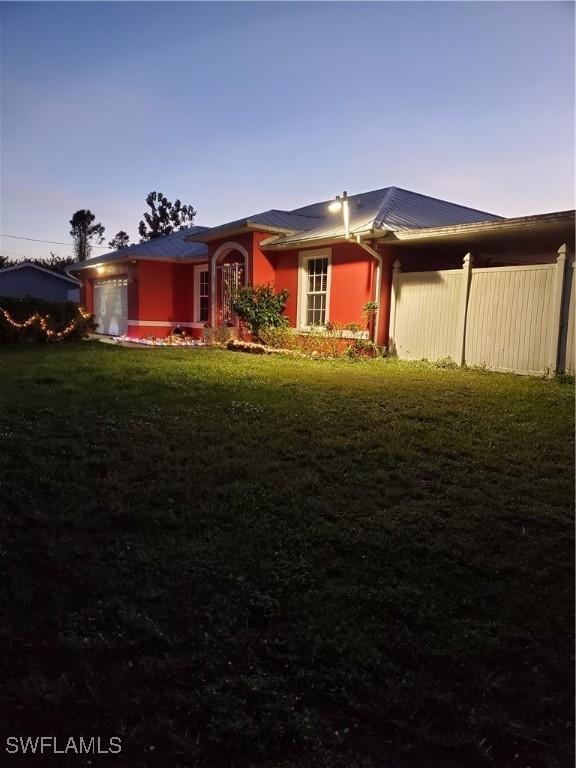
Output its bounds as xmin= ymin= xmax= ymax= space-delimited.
xmin=465 ymin=264 xmax=555 ymax=375
xmin=393 ymin=269 xmax=462 ymax=361
xmin=560 ymin=260 xmax=575 ymax=373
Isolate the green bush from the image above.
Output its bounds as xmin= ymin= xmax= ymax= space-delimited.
xmin=346 ymin=338 xmax=378 ymax=359
xmin=202 ymin=324 xmax=234 ymax=345
xmin=258 ymin=326 xmax=294 ymax=349
xmin=434 ymin=356 xmax=458 ymax=369
xmin=231 ymin=284 xmax=289 ymax=342
xmin=0 ymin=296 xmax=95 ymax=344
xmin=259 ymin=324 xmax=374 ymax=359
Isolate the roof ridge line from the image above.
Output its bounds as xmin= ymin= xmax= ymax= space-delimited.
xmin=374 ymin=187 xmax=399 ymax=228
xmin=390 ymin=186 xmax=503 ymax=218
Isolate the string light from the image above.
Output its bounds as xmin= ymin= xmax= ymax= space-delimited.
xmin=0 ymin=306 xmax=92 ymax=340
xmin=114 ymin=334 xmax=206 ymax=348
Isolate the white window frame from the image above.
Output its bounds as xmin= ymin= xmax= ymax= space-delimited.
xmin=297 ymin=248 xmax=332 ymax=330
xmin=194 ymin=264 xmax=210 ymax=324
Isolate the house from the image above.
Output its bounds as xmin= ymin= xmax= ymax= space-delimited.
xmin=69 ymin=186 xmax=574 ymax=345
xmin=0 ymin=262 xmax=81 ymax=303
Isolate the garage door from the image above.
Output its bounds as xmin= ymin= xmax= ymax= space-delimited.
xmin=93 ymin=278 xmax=128 ymax=335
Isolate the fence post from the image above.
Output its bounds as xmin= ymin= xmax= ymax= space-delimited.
xmin=547 ymin=244 xmax=568 ymax=376
xmin=389 ymin=259 xmax=401 ymax=355
xmin=455 ymin=252 xmax=473 ymax=366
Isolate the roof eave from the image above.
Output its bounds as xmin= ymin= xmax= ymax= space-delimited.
xmin=68 ymin=252 xmax=209 ymax=272
xmin=68 ymin=256 xmax=130 ymax=273
xmin=390 ymin=210 xmax=575 ymax=242
xmin=185 ymin=221 xmax=297 ymax=243
xmin=261 ymin=227 xmax=389 ymax=250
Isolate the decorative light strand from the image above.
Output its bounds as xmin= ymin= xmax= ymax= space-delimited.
xmin=0 ymin=306 xmax=92 ymax=340
xmin=114 ymin=334 xmax=206 ymax=348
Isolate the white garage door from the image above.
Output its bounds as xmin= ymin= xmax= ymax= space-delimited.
xmin=93 ymin=278 xmax=128 ymax=335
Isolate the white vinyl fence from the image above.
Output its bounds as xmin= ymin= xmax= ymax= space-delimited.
xmin=389 ymin=246 xmax=574 ymax=376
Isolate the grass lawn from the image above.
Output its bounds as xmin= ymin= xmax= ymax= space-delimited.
xmin=0 ymin=342 xmax=573 ymax=768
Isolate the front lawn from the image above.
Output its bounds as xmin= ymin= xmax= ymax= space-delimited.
xmin=0 ymin=343 xmax=573 ymax=767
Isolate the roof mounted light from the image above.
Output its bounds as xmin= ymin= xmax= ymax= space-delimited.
xmin=328 ymin=196 xmax=342 ymax=213
xmin=329 ymin=191 xmax=350 ymax=238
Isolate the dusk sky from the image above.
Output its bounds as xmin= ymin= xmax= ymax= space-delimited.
xmin=1 ymin=1 xmax=574 ymax=262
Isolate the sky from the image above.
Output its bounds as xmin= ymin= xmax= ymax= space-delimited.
xmin=0 ymin=1 xmax=574 ymax=262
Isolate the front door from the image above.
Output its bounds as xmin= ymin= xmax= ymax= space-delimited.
xmin=220 ymin=263 xmax=243 ymax=326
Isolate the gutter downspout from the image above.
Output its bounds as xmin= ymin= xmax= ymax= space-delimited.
xmin=355 ymin=235 xmax=382 ymax=345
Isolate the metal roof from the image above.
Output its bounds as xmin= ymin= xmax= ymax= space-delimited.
xmin=185 ymin=209 xmax=322 ymax=242
xmin=390 ymin=209 xmax=575 ymax=242
xmin=69 ymin=226 xmax=209 ymax=271
xmin=249 ymin=209 xmax=322 ymax=231
xmin=265 ymin=187 xmax=503 ymax=246
xmin=375 ymin=187 xmax=503 ymax=230
xmin=69 ymin=187 xmax=506 ymax=270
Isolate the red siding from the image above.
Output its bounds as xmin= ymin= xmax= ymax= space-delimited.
xmin=79 ymin=260 xmax=207 ymax=339
xmin=138 ymin=261 xmax=175 ymax=322
xmin=76 ymin=237 xmax=414 ymax=345
xmin=268 ymin=243 xmax=378 ymax=336
xmin=205 ymin=232 xmax=275 ymax=284
xmin=134 ymin=261 xmax=205 ymax=338
xmin=173 ymin=263 xmax=195 ymax=322
xmin=331 ymin=243 xmax=374 ymax=326
xmin=251 ymin=232 xmax=276 ymax=285
xmin=273 ymin=251 xmax=300 ymax=327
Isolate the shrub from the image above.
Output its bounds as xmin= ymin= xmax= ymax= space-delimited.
xmin=434 ymin=356 xmax=458 ymax=369
xmin=0 ymin=297 xmax=95 ymax=344
xmin=202 ymin=325 xmax=234 ymax=345
xmin=322 ymin=322 xmax=348 ymax=357
xmin=362 ymin=301 xmax=379 ymax=338
xmin=362 ymin=301 xmax=378 ymax=319
xmin=258 ymin=326 xmax=294 ymax=349
xmin=258 ymin=324 xmax=373 ymax=358
xmin=257 ymin=314 xmax=375 ymax=359
xmin=230 ymin=284 xmax=289 ymax=342
xmin=346 ymin=338 xmax=378 ymax=359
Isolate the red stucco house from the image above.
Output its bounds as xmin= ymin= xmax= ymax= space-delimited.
xmin=69 ymin=186 xmax=573 ymax=346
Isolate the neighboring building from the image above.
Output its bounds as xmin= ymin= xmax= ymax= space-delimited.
xmin=0 ymin=263 xmax=81 ymax=303
xmin=68 ymin=186 xmax=574 ymax=345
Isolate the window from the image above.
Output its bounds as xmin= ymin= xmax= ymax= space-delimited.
xmin=195 ymin=266 xmax=209 ymax=323
xmin=199 ymin=270 xmax=209 ymax=322
xmin=306 ymin=257 xmax=328 ymax=326
xmin=298 ymin=250 xmax=331 ymax=328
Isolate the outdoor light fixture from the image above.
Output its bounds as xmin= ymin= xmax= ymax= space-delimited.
xmin=329 ymin=190 xmax=350 ymax=239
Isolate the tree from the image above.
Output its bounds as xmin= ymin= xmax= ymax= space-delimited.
xmin=138 ymin=191 xmax=197 ymax=241
xmin=0 ymin=253 xmax=75 ymax=274
xmin=108 ymin=231 xmax=131 ymax=250
xmin=28 ymin=253 xmax=77 ymax=274
xmin=69 ymin=210 xmax=105 ymax=261
xmin=231 ymin=284 xmax=290 ymax=342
